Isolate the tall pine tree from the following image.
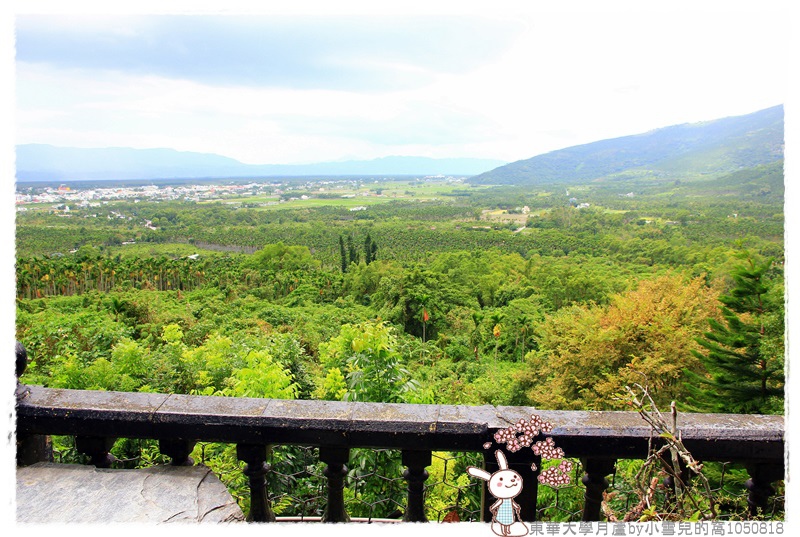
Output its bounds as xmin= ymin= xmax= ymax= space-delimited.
xmin=339 ymin=235 xmax=348 ymax=273
xmin=347 ymin=234 xmax=359 ymax=266
xmin=364 ymin=233 xmax=378 ymax=265
xmin=684 ymin=252 xmax=784 ymax=414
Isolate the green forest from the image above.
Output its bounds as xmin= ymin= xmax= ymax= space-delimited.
xmin=14 ymin=161 xmax=785 ymax=520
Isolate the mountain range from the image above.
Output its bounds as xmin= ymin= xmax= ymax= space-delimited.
xmin=15 ymin=105 xmax=783 ymax=184
xmin=14 ymin=147 xmax=506 ymax=182
xmin=469 ymin=105 xmax=783 ymax=185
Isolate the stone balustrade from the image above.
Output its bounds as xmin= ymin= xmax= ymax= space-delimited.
xmin=15 ymin=384 xmax=784 ymax=522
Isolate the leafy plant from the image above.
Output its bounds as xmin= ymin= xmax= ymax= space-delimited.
xmin=684 ymin=251 xmax=784 ymax=414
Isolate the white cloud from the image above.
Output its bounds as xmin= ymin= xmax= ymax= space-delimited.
xmin=12 ymin=4 xmax=791 ymax=164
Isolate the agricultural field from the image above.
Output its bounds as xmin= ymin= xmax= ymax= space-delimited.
xmin=14 ymin=166 xmax=785 ymax=520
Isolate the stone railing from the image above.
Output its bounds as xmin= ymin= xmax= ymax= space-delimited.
xmin=15 ymin=383 xmax=784 ymax=522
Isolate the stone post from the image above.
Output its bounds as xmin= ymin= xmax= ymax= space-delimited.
xmin=15 ymin=341 xmax=53 ymax=467
xmin=237 ymin=443 xmax=275 ymax=522
xmin=745 ymin=462 xmax=784 ymax=518
xmin=402 ymin=449 xmax=431 ymax=522
xmin=580 ymin=458 xmax=616 ymax=521
xmin=320 ymin=446 xmax=350 ymax=522
xmin=159 ymin=438 xmax=197 ymax=466
xmin=76 ymin=436 xmax=117 ymax=468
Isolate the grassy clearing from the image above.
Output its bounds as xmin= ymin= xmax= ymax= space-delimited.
xmin=480 ymin=209 xmax=529 ymax=225
xmin=254 ymin=196 xmax=398 ymax=210
xmin=108 ymin=242 xmax=225 ymax=259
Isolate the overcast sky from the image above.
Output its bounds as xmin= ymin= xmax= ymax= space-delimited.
xmin=8 ymin=1 xmax=794 ymax=166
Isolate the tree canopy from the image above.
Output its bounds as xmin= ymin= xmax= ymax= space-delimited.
xmin=684 ymin=252 xmax=785 ymax=414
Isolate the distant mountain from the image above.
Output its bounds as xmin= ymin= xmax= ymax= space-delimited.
xmin=469 ymin=105 xmax=784 ymax=186
xmin=14 ymin=145 xmax=505 ymax=182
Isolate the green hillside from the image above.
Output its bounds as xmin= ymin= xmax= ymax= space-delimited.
xmin=469 ymin=105 xmax=784 ymax=186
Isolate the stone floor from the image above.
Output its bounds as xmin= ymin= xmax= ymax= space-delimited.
xmin=16 ymin=462 xmax=244 ymax=523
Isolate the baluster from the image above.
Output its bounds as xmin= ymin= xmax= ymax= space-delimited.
xmin=402 ymin=450 xmax=431 ymax=522
xmin=159 ymin=438 xmax=197 ymax=466
xmin=236 ymin=443 xmax=275 ymax=522
xmin=15 ymin=341 xmax=53 ymax=466
xmin=745 ymin=462 xmax=784 ymax=518
xmin=16 ymin=434 xmax=53 ymax=467
xmin=580 ymin=458 xmax=616 ymax=521
xmin=320 ymin=446 xmax=350 ymax=522
xmin=75 ymin=436 xmax=117 ymax=468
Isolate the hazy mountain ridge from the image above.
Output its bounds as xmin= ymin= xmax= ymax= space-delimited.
xmin=15 ymin=146 xmax=507 ymax=181
xmin=16 ymin=105 xmax=782 ymax=184
xmin=469 ymin=105 xmax=784 ymax=185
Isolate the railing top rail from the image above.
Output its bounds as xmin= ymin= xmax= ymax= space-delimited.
xmin=16 ymin=386 xmax=784 ymax=461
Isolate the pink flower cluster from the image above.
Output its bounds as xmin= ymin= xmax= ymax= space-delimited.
xmin=538 ymin=460 xmax=573 ymax=488
xmin=488 ymin=414 xmax=572 ymax=488
xmin=532 ymin=437 xmax=565 ymax=460
xmin=528 ymin=415 xmax=553 ymax=434
xmin=493 ymin=414 xmax=555 ymax=453
xmin=493 ymin=426 xmax=529 ymax=452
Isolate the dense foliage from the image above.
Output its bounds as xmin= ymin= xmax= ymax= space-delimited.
xmin=684 ymin=252 xmax=785 ymax=414
xmin=15 ymin=166 xmax=785 ymax=519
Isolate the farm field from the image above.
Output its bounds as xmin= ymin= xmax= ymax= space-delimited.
xmin=14 ymin=165 xmax=785 ymax=521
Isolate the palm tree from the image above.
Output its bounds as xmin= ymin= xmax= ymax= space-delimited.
xmin=16 ymin=264 xmax=31 ymax=300
xmin=489 ymin=312 xmax=505 ymax=362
